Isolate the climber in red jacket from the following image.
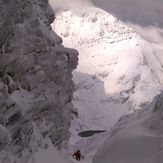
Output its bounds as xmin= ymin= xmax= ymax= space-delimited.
xmin=72 ymin=150 xmax=81 ymax=161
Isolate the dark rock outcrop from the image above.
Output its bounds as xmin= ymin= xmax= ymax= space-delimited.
xmin=0 ymin=0 xmax=78 ymax=161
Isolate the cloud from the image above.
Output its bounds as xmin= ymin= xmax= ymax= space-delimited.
xmin=90 ymin=0 xmax=163 ymax=43
xmin=49 ymin=0 xmax=93 ymax=11
xmin=91 ymin=0 xmax=163 ymax=27
xmin=128 ymin=24 xmax=163 ymax=43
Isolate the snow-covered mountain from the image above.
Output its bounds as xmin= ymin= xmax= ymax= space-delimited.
xmin=1 ymin=0 xmax=163 ymax=162
xmin=52 ymin=7 xmax=163 ymax=134
xmin=0 ymin=0 xmax=78 ymax=162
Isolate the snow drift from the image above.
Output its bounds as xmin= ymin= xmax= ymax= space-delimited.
xmin=93 ymin=92 xmax=163 ymax=163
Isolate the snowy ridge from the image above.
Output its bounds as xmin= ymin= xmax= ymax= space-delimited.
xmin=53 ymin=7 xmax=163 ymax=133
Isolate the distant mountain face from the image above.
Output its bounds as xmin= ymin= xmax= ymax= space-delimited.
xmin=0 ymin=0 xmax=78 ymax=162
xmin=53 ymin=7 xmax=163 ymax=132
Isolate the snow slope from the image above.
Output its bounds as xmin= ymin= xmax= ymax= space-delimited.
xmin=93 ymin=92 xmax=163 ymax=163
xmin=52 ymin=7 xmax=163 ymax=133
xmin=26 ymin=133 xmax=109 ymax=163
xmin=27 ymin=140 xmax=69 ymax=163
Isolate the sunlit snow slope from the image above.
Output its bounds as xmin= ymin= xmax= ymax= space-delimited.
xmin=52 ymin=7 xmax=163 ymax=133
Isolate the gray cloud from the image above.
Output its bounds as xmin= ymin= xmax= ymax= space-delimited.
xmin=91 ymin=0 xmax=163 ymax=27
xmin=49 ymin=0 xmax=93 ymax=11
xmin=91 ymin=0 xmax=163 ymax=43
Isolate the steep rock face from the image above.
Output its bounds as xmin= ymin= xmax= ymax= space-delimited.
xmin=53 ymin=7 xmax=163 ymax=132
xmin=93 ymin=92 xmax=163 ymax=163
xmin=0 ymin=0 xmax=78 ymax=162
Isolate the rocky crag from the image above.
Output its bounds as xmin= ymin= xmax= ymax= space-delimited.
xmin=0 ymin=0 xmax=78 ymax=162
